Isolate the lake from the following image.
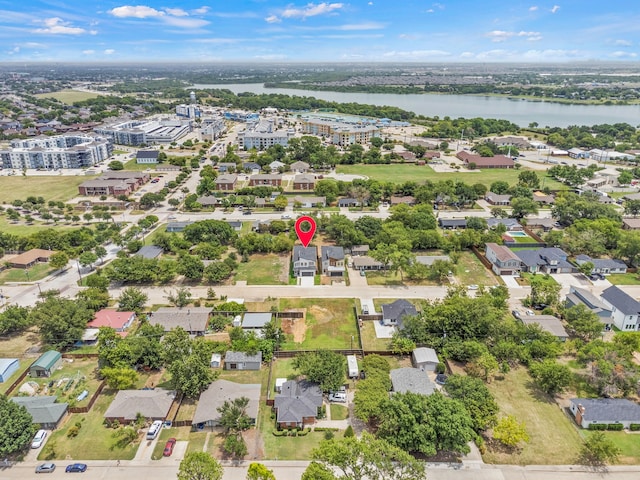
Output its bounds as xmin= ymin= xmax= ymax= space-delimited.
xmin=191 ymin=83 xmax=640 ymax=128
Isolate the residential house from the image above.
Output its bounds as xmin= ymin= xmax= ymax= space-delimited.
xmin=532 ymin=191 xmax=555 ymax=205
xmin=166 ymin=221 xmax=194 ymax=233
xmin=104 ymin=389 xmax=176 ymax=424
xmin=524 ymin=217 xmax=555 ymax=232
xmin=412 ymin=347 xmax=439 ymax=371
xmin=352 ymin=256 xmax=385 ymax=271
xmin=135 ymin=245 xmax=163 ymax=259
xmin=242 ymin=162 xmax=261 ymax=174
xmin=486 ymin=218 xmax=523 ymax=231
xmin=575 ymin=255 xmax=627 ymax=275
xmin=485 ymin=243 xmax=522 ymax=276
xmin=224 ymin=351 xmax=262 ymax=370
xmin=0 ymin=358 xmax=20 ymax=382
xmin=11 ymin=396 xmax=68 ymax=429
xmin=520 ymin=315 xmax=569 ymax=341
xmin=321 ymin=246 xmax=345 ymax=277
xmin=390 ymin=368 xmax=436 ymax=395
xmin=136 ymin=150 xmax=159 ymax=164
xmin=493 ymin=136 xmax=531 ymax=149
xmin=290 ymin=160 xmax=310 ymax=173
xmin=381 ymin=299 xmax=417 ymax=327
xmin=622 ymin=218 xmax=640 ymax=230
xmin=485 ymin=192 xmax=512 ymax=206
xmin=217 ymin=162 xmax=237 ymax=173
xmin=415 ymin=255 xmax=451 ymax=267
xmin=515 ymin=247 xmax=575 ymax=274
xmin=148 ymin=307 xmax=210 ymax=334
xmin=565 ymin=286 xmax=613 ymax=327
xmin=192 ymin=380 xmax=260 ymax=428
xmin=226 ymin=221 xmax=242 ymax=232
xmin=269 ymin=160 xmax=285 ymax=173
xmin=292 ymin=246 xmax=317 ymax=277
xmin=293 ymin=174 xmax=316 ymax=190
xmin=570 ymin=398 xmax=640 ymax=429
xmin=350 ymin=245 xmax=370 ymax=256
xmin=456 ymin=151 xmax=514 ymax=168
xmin=289 ymin=195 xmax=326 ymax=208
xmin=600 ymin=286 xmax=640 ymax=331
xmin=8 ymin=249 xmax=56 ymax=269
xmin=29 ymin=350 xmax=62 ymax=378
xmin=273 ymin=380 xmax=323 ymax=429
xmin=249 ymin=174 xmax=282 ymax=187
xmin=390 ymin=195 xmax=416 ymax=206
xmin=242 ymin=312 xmax=273 ymax=336
xmin=438 ymin=218 xmax=467 ymax=229
xmin=88 ymin=309 xmax=135 ymax=336
xmin=197 ymin=195 xmax=219 ymax=208
xmin=215 ymin=174 xmax=238 ymax=191
xmin=338 ymin=198 xmax=360 ymax=208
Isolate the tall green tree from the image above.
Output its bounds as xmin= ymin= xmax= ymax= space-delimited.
xmin=293 ymin=350 xmax=346 ymax=392
xmin=29 ymin=295 xmax=93 ymax=350
xmin=49 ymin=251 xmax=69 ymax=271
xmin=493 ymin=415 xmax=530 ymax=448
xmin=579 ymin=431 xmax=620 ymax=466
xmin=0 ymin=395 xmax=37 ymax=455
xmin=247 ymin=462 xmax=276 ymax=480
xmin=117 ymin=287 xmax=148 ymax=315
xmin=444 ymin=375 xmax=498 ymax=431
xmin=177 ymin=452 xmax=223 ymax=480
xmin=529 ymin=359 xmax=572 ymax=395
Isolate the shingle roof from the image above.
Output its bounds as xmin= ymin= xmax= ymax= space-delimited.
xmin=390 ymin=368 xmax=436 ymax=395
xmin=293 ymin=245 xmax=317 ymax=262
xmin=148 ymin=307 xmax=210 ymax=332
xmin=192 ymin=380 xmax=260 ymax=425
xmin=225 ymin=351 xmax=263 ymax=364
xmin=242 ymin=312 xmax=272 ymax=329
xmin=412 ymin=347 xmax=439 ymax=365
xmin=382 ymin=299 xmax=417 ymax=322
xmin=521 ymin=315 xmax=569 ymax=338
xmin=11 ymin=396 xmax=68 ymax=425
xmin=438 ymin=218 xmax=467 ymax=228
xmin=135 ymin=245 xmax=163 ymax=259
xmin=321 ymin=246 xmax=344 ymax=261
xmin=273 ymin=380 xmax=323 ymax=423
xmin=601 ymin=286 xmax=640 ymax=315
xmin=486 ymin=243 xmax=521 ymax=263
xmin=103 ymin=389 xmax=175 ymax=421
xmin=571 ymin=398 xmax=640 ymax=423
xmin=515 ymin=248 xmax=573 ymax=270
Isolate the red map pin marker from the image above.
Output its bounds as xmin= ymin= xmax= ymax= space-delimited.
xmin=294 ymin=216 xmax=316 ymax=247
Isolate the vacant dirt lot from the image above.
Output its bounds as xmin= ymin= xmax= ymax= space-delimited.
xmin=280 ymin=310 xmax=307 ymax=343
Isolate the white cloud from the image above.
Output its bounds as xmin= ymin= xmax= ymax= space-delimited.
xmin=529 ymin=6 xmax=538 ymax=11
xmin=192 ymin=7 xmax=210 ymax=15
xmin=104 ymin=49 xmax=115 ymax=55
xmin=337 ymin=22 xmax=384 ymax=31
xmin=281 ymin=3 xmax=344 ymax=19
xmin=368 ymin=1 xmax=373 ymax=5
xmin=82 ymin=49 xmax=95 ymax=55
xmin=613 ymin=39 xmax=633 ymax=46
xmin=165 ymin=8 xmax=188 ymax=17
xmin=550 ymin=5 xmax=560 ymax=13
xmin=610 ymin=51 xmax=638 ymax=58
xmin=109 ymin=6 xmax=164 ymax=18
xmin=33 ymin=17 xmax=87 ymax=35
xmin=163 ymin=16 xmax=209 ymax=28
xmin=265 ymin=15 xmax=281 ymax=23
xmin=486 ymin=30 xmax=541 ymax=42
xmin=382 ymin=49 xmax=450 ymax=59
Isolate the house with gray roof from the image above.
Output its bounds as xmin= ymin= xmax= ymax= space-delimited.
xmin=148 ymin=307 xmax=210 ymax=334
xmin=135 ymin=245 xmax=163 ymax=259
xmin=11 ymin=396 xmax=68 ymax=429
xmin=565 ymin=286 xmax=612 ymax=326
xmin=166 ymin=221 xmax=194 ymax=233
xmin=321 ymin=246 xmax=345 ymax=277
xmin=192 ymin=380 xmax=260 ymax=428
xmin=524 ymin=217 xmax=554 ymax=231
xmin=273 ymin=379 xmax=323 ymax=429
xmin=600 ymin=286 xmax=640 ymax=331
xmin=104 ymin=389 xmax=175 ymax=424
xmin=269 ymin=160 xmax=285 ymax=172
xmin=570 ymin=398 xmax=640 ymax=429
xmin=30 ymin=350 xmax=62 ymax=378
xmin=224 ymin=351 xmax=262 ymax=370
xmin=485 ymin=192 xmax=512 ymax=206
xmin=390 ymin=368 xmax=436 ymax=395
xmin=381 ymin=299 xmax=417 ymax=328
xmin=486 ymin=218 xmax=523 ymax=231
xmin=412 ymin=347 xmax=439 ymax=371
xmin=290 ymin=160 xmax=310 ymax=173
xmin=575 ymin=255 xmax=627 ymax=275
xmin=515 ymin=247 xmax=575 ymax=274
xmin=352 ymin=255 xmax=385 ymax=271
xmin=415 ymin=255 xmax=450 ymax=267
xmin=292 ymin=246 xmax=317 ymax=277
xmin=438 ymin=218 xmax=467 ymax=229
xmin=520 ymin=315 xmax=569 ymax=341
xmin=242 ymin=162 xmax=261 ymax=173
xmin=350 ymin=245 xmax=370 ymax=256
xmin=242 ymin=312 xmax=272 ymax=336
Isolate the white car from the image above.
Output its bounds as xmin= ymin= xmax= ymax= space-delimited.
xmin=31 ymin=429 xmax=47 ymax=449
xmin=328 ymin=392 xmax=347 ymax=403
xmin=525 ymin=309 xmax=535 ymax=316
xmin=467 ymin=284 xmax=479 ymax=290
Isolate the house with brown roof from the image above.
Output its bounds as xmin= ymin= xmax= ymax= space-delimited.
xmin=249 ymin=174 xmax=282 ymax=186
xmin=78 ymin=171 xmax=150 ymax=196
xmin=485 ymin=243 xmax=521 ymax=275
xmin=457 ymin=151 xmax=514 ymax=169
xmin=9 ymin=249 xmax=56 ymax=269
xmin=104 ymin=389 xmax=175 ymax=424
xmin=485 ymin=192 xmax=512 ymax=206
xmin=148 ymin=307 xmax=210 ymax=334
xmin=290 ymin=161 xmax=310 ymax=173
xmin=622 ymin=218 xmax=640 ymax=230
xmin=293 ymin=174 xmax=316 ymax=190
xmin=215 ymin=174 xmax=238 ymax=191
xmin=390 ymin=195 xmax=416 ymax=205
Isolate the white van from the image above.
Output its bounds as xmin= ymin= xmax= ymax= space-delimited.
xmin=31 ymin=429 xmax=47 ymax=449
xmin=146 ymin=420 xmax=163 ymax=440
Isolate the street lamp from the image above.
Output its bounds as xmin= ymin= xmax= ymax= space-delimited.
xmin=76 ymin=260 xmax=82 ymax=281
xmin=36 ymin=283 xmax=42 ymax=295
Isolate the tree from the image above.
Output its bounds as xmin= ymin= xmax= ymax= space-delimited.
xmin=563 ymin=304 xmax=603 ymax=341
xmin=218 ymin=397 xmax=253 ymax=434
xmin=94 ymin=245 xmax=108 ymax=265
xmin=493 ymin=415 xmax=530 ymax=448
xmin=166 ymin=287 xmax=192 ymax=308
xmin=308 ymin=432 xmax=425 ymax=480
xmin=49 ymin=251 xmax=69 ymax=271
xmin=108 ymin=160 xmax=124 ymax=170
xmin=510 ymin=197 xmax=538 ymax=219
xmin=577 ymin=261 xmax=595 ymax=276
xmin=0 ymin=305 xmax=31 ymax=335
xmin=177 ymin=452 xmax=223 ymax=480
xmin=466 ymin=351 xmax=499 ymax=382
xmin=293 ymin=350 xmax=346 ymax=392
xmin=529 ymin=359 xmax=572 ymax=395
xmin=78 ymin=251 xmax=98 ymax=270
xmin=0 ymin=394 xmax=37 ymax=455
xmin=117 ymin=287 xmax=148 ymax=314
xmin=529 ymin=274 xmax=561 ymax=306
xmin=579 ymin=431 xmax=620 ymax=466
xmin=490 ymin=180 xmax=510 ymax=194
xmin=161 ymin=327 xmax=192 ymax=368
xmin=444 ymin=375 xmax=498 ymax=431
xmin=29 ymin=295 xmax=93 ymax=349
xmin=247 ymin=463 xmax=276 ymax=480
xmin=169 ymin=345 xmax=216 ymax=398
xmin=618 ymin=170 xmax=633 ymax=186
xmin=518 ymin=170 xmax=541 ymax=189
xmin=273 ymin=195 xmax=288 ymax=211
xmin=100 ymin=366 xmax=138 ymax=389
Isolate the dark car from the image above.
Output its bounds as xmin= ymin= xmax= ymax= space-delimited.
xmin=435 ymin=374 xmax=448 ymax=385
xmin=35 ymin=463 xmax=56 ymax=474
xmin=65 ymin=463 xmax=87 ymax=473
xmin=163 ymin=438 xmax=177 ymax=457
xmin=511 ymin=310 xmax=521 ymax=319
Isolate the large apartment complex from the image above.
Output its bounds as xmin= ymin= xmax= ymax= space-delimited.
xmin=0 ymin=134 xmax=112 ymax=169
xmin=237 ymin=118 xmax=294 ymax=150
xmin=95 ymin=118 xmax=191 ymax=145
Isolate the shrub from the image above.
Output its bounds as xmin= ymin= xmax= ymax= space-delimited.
xmin=67 ymin=426 xmax=79 ymax=438
xmin=435 ymin=362 xmax=446 ymax=374
xmin=324 ymin=430 xmax=334 ymax=440
xmin=588 ymin=424 xmax=607 ymax=430
xmin=607 ymin=423 xmax=624 ymax=431
xmin=630 ymin=424 xmax=640 ymax=431
xmin=344 ymin=425 xmax=354 ymax=438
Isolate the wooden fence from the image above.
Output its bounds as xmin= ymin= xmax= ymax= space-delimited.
xmin=68 ymin=380 xmax=106 ymax=413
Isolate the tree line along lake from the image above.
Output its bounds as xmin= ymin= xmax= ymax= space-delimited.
xmin=191 ymin=83 xmax=640 ymax=129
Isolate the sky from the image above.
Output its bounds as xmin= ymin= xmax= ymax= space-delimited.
xmin=1 ymin=1 xmax=639 ymax=63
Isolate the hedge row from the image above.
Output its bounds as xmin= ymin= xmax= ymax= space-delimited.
xmin=630 ymin=424 xmax=640 ymax=431
xmin=588 ymin=423 xmax=624 ymax=431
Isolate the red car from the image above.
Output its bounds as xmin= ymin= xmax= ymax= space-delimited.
xmin=163 ymin=438 xmax=176 ymax=457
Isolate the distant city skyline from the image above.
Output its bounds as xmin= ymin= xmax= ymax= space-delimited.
xmin=1 ymin=1 xmax=638 ymax=63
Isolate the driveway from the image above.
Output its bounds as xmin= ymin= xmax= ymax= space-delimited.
xmin=298 ymin=276 xmax=314 ymax=287
xmin=552 ymin=273 xmax=592 ymax=293
xmin=501 ymin=275 xmax=521 ymax=289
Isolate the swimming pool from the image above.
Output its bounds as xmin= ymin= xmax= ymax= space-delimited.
xmin=506 ymin=230 xmax=528 ymax=237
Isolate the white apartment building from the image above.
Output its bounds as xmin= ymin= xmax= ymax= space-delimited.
xmin=96 ymin=118 xmax=191 ymax=145
xmin=299 ymin=117 xmax=380 ymax=146
xmin=237 ymin=118 xmax=294 ymax=150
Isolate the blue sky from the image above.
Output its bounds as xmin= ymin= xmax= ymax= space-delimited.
xmin=1 ymin=1 xmax=638 ymax=62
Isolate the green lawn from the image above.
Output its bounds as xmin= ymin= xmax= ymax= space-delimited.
xmin=606 ymin=273 xmax=640 ymax=285
xmin=0 ymin=216 xmax=84 ymax=236
xmin=0 ymin=263 xmax=55 ymax=285
xmin=40 ymin=389 xmax=139 ymax=461
xmin=271 ymin=358 xmax=299 ymax=383
xmin=364 ymin=270 xmax=404 ymax=286
xmin=330 ymin=404 xmax=349 ymax=420
xmin=35 ymin=89 xmax=102 ymax=104
xmin=455 ymin=251 xmax=499 ymax=287
xmin=360 ymin=321 xmax=391 ymax=351
xmin=234 ymin=254 xmax=288 ymax=285
xmin=124 ymin=159 xmax=159 ymax=171
xmin=484 ymin=367 xmax=583 ymax=465
xmin=0 ymin=175 xmax=96 ymax=203
xmin=590 ymin=431 xmax=640 ymax=465
xmin=520 ymin=272 xmax=558 ymax=286
xmin=278 ymin=298 xmax=359 ymax=350
xmin=336 ymin=164 xmax=565 ymax=189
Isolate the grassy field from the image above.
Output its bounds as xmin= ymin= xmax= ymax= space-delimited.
xmin=234 ymin=254 xmax=288 ymax=285
xmin=606 ymin=273 xmax=640 ymax=285
xmin=360 ymin=321 xmax=391 ymax=351
xmin=590 ymin=431 xmax=640 ymax=464
xmin=336 ymin=164 xmax=565 ymax=189
xmin=0 ymin=263 xmax=55 ymax=284
xmin=330 ymin=404 xmax=349 ymax=420
xmin=0 ymin=175 xmax=95 ymax=203
xmin=124 ymin=159 xmax=158 ymax=172
xmin=35 ymin=89 xmax=102 ymax=104
xmin=278 ymin=298 xmax=359 ymax=350
xmin=455 ymin=251 xmax=499 ymax=287
xmin=0 ymin=216 xmax=83 ymax=236
xmin=484 ymin=367 xmax=583 ymax=465
xmin=41 ymin=388 xmax=139 ymax=461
